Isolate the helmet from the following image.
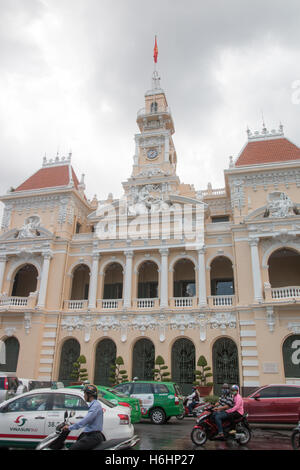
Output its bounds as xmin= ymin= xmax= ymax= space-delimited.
xmin=231 ymin=385 xmax=239 ymax=392
xmin=83 ymin=384 xmax=98 ymax=398
xmin=222 ymin=383 xmax=229 ymax=389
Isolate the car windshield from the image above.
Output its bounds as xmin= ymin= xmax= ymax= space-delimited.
xmin=106 ymin=388 xmax=129 ymax=398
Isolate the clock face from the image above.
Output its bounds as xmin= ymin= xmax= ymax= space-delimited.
xmin=147 ymin=149 xmax=158 ymax=160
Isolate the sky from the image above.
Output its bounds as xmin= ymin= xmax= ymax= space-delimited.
xmin=0 ymin=0 xmax=300 ymax=219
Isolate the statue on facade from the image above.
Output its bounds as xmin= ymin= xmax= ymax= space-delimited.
xmin=17 ymin=216 xmax=40 ymax=238
xmin=266 ymin=192 xmax=295 ymax=218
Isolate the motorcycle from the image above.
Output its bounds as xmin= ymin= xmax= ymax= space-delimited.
xmin=176 ymin=396 xmax=206 ymax=419
xmin=191 ymin=403 xmax=251 ymax=446
xmin=35 ymin=410 xmax=140 ymax=450
xmin=291 ymin=420 xmax=300 ymax=450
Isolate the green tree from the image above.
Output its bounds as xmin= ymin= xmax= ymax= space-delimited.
xmin=194 ymin=355 xmax=213 ymax=386
xmin=70 ymin=355 xmax=89 ymax=383
xmin=153 ymin=355 xmax=171 ymax=381
xmin=109 ymin=356 xmax=128 ymax=385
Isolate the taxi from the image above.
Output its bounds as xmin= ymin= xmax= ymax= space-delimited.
xmin=0 ymin=387 xmax=134 ymax=449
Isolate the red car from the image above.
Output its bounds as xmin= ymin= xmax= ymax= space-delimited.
xmin=243 ymin=384 xmax=300 ymax=424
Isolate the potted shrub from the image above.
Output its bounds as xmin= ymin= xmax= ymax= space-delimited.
xmin=70 ymin=355 xmax=89 ymax=385
xmin=194 ymin=355 xmax=213 ymax=396
xmin=109 ymin=356 xmax=128 ymax=385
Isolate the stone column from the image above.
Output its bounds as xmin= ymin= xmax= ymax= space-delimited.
xmin=249 ymin=238 xmax=263 ymax=303
xmin=88 ymin=253 xmax=100 ymax=309
xmin=197 ymin=246 xmax=207 ymax=307
xmin=0 ymin=255 xmax=7 ymax=293
xmin=123 ymin=250 xmax=133 ymax=309
xmin=159 ymin=248 xmax=169 ymax=308
xmin=37 ymin=251 xmax=53 ymax=308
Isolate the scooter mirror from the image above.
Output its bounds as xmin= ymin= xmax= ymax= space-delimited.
xmin=64 ymin=410 xmax=68 ymax=419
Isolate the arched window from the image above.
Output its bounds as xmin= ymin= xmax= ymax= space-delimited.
xmin=138 ymin=261 xmax=158 ymax=299
xmin=132 ymin=338 xmax=155 ymax=380
xmin=94 ymin=339 xmax=116 ymax=386
xmin=150 ymin=102 xmax=158 ymax=113
xmin=173 ymin=259 xmax=196 ymax=297
xmin=171 ymin=338 xmax=195 ymax=395
xmin=0 ymin=337 xmax=20 ymax=372
xmin=11 ymin=264 xmax=38 ymax=297
xmin=70 ymin=264 xmax=90 ymax=300
xmin=212 ymin=337 xmax=239 ymax=396
xmin=103 ymin=263 xmax=123 ymax=299
xmin=210 ymin=256 xmax=234 ymax=295
xmin=268 ymin=248 xmax=300 ymax=288
xmin=58 ymin=338 xmax=80 ymax=384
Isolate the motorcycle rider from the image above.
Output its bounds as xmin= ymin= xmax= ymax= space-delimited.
xmin=63 ymin=384 xmax=103 ymax=450
xmin=212 ymin=383 xmax=234 ymax=420
xmin=214 ymin=384 xmax=244 ymax=439
xmin=187 ymin=386 xmax=201 ymax=415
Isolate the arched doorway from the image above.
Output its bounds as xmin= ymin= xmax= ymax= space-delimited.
xmin=70 ymin=264 xmax=90 ymax=300
xmin=94 ymin=338 xmax=116 ymax=386
xmin=171 ymin=338 xmax=195 ymax=395
xmin=212 ymin=337 xmax=239 ymax=396
xmin=283 ymin=335 xmax=300 ymax=380
xmin=11 ymin=264 xmax=38 ymax=296
xmin=58 ymin=338 xmax=80 ymax=384
xmin=0 ymin=337 xmax=20 ymax=372
xmin=132 ymin=338 xmax=155 ymax=380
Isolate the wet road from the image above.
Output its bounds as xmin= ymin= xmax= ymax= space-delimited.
xmin=134 ymin=417 xmax=294 ymax=451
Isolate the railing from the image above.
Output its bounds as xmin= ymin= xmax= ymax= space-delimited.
xmin=271 ymin=286 xmax=300 ymax=299
xmin=137 ymin=106 xmax=171 ymax=118
xmin=209 ymin=295 xmax=235 ymax=307
xmin=135 ymin=298 xmax=159 ymax=309
xmin=200 ymin=188 xmax=227 ymax=197
xmin=101 ymin=299 xmax=122 ymax=309
xmin=172 ymin=297 xmax=196 ymax=308
xmin=64 ymin=300 xmax=89 ymax=310
xmin=0 ymin=296 xmax=28 ymax=307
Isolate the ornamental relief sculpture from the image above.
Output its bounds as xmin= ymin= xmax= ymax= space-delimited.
xmin=60 ymin=312 xmax=237 ymax=343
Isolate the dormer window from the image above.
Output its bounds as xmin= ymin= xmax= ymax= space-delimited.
xmin=151 ymin=102 xmax=158 ymax=113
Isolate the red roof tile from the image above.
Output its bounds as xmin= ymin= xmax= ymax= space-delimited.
xmin=235 ymin=138 xmax=300 ymax=167
xmin=15 ymin=165 xmax=80 ymax=192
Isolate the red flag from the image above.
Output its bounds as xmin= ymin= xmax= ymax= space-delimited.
xmin=153 ymin=36 xmax=158 ymax=63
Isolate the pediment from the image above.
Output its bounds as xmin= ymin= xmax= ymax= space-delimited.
xmin=0 ymin=225 xmax=54 ymax=241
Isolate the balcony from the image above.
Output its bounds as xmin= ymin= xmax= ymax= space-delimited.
xmin=0 ymin=293 xmax=38 ymax=310
xmin=264 ymin=284 xmax=300 ymax=302
xmin=208 ymin=295 xmax=235 ymax=307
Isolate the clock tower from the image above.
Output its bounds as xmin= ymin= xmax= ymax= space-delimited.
xmin=131 ymin=68 xmax=177 ymax=178
xmin=121 ymin=38 xmax=200 ymax=226
xmin=122 ymin=41 xmax=184 ymax=203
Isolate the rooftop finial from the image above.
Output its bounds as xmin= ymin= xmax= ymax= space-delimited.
xmin=261 ymin=110 xmax=267 ymax=134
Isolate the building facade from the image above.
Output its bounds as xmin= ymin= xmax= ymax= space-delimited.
xmin=0 ymin=67 xmax=300 ymax=395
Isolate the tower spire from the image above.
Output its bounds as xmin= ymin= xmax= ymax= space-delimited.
xmin=152 ymin=35 xmax=161 ymax=90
